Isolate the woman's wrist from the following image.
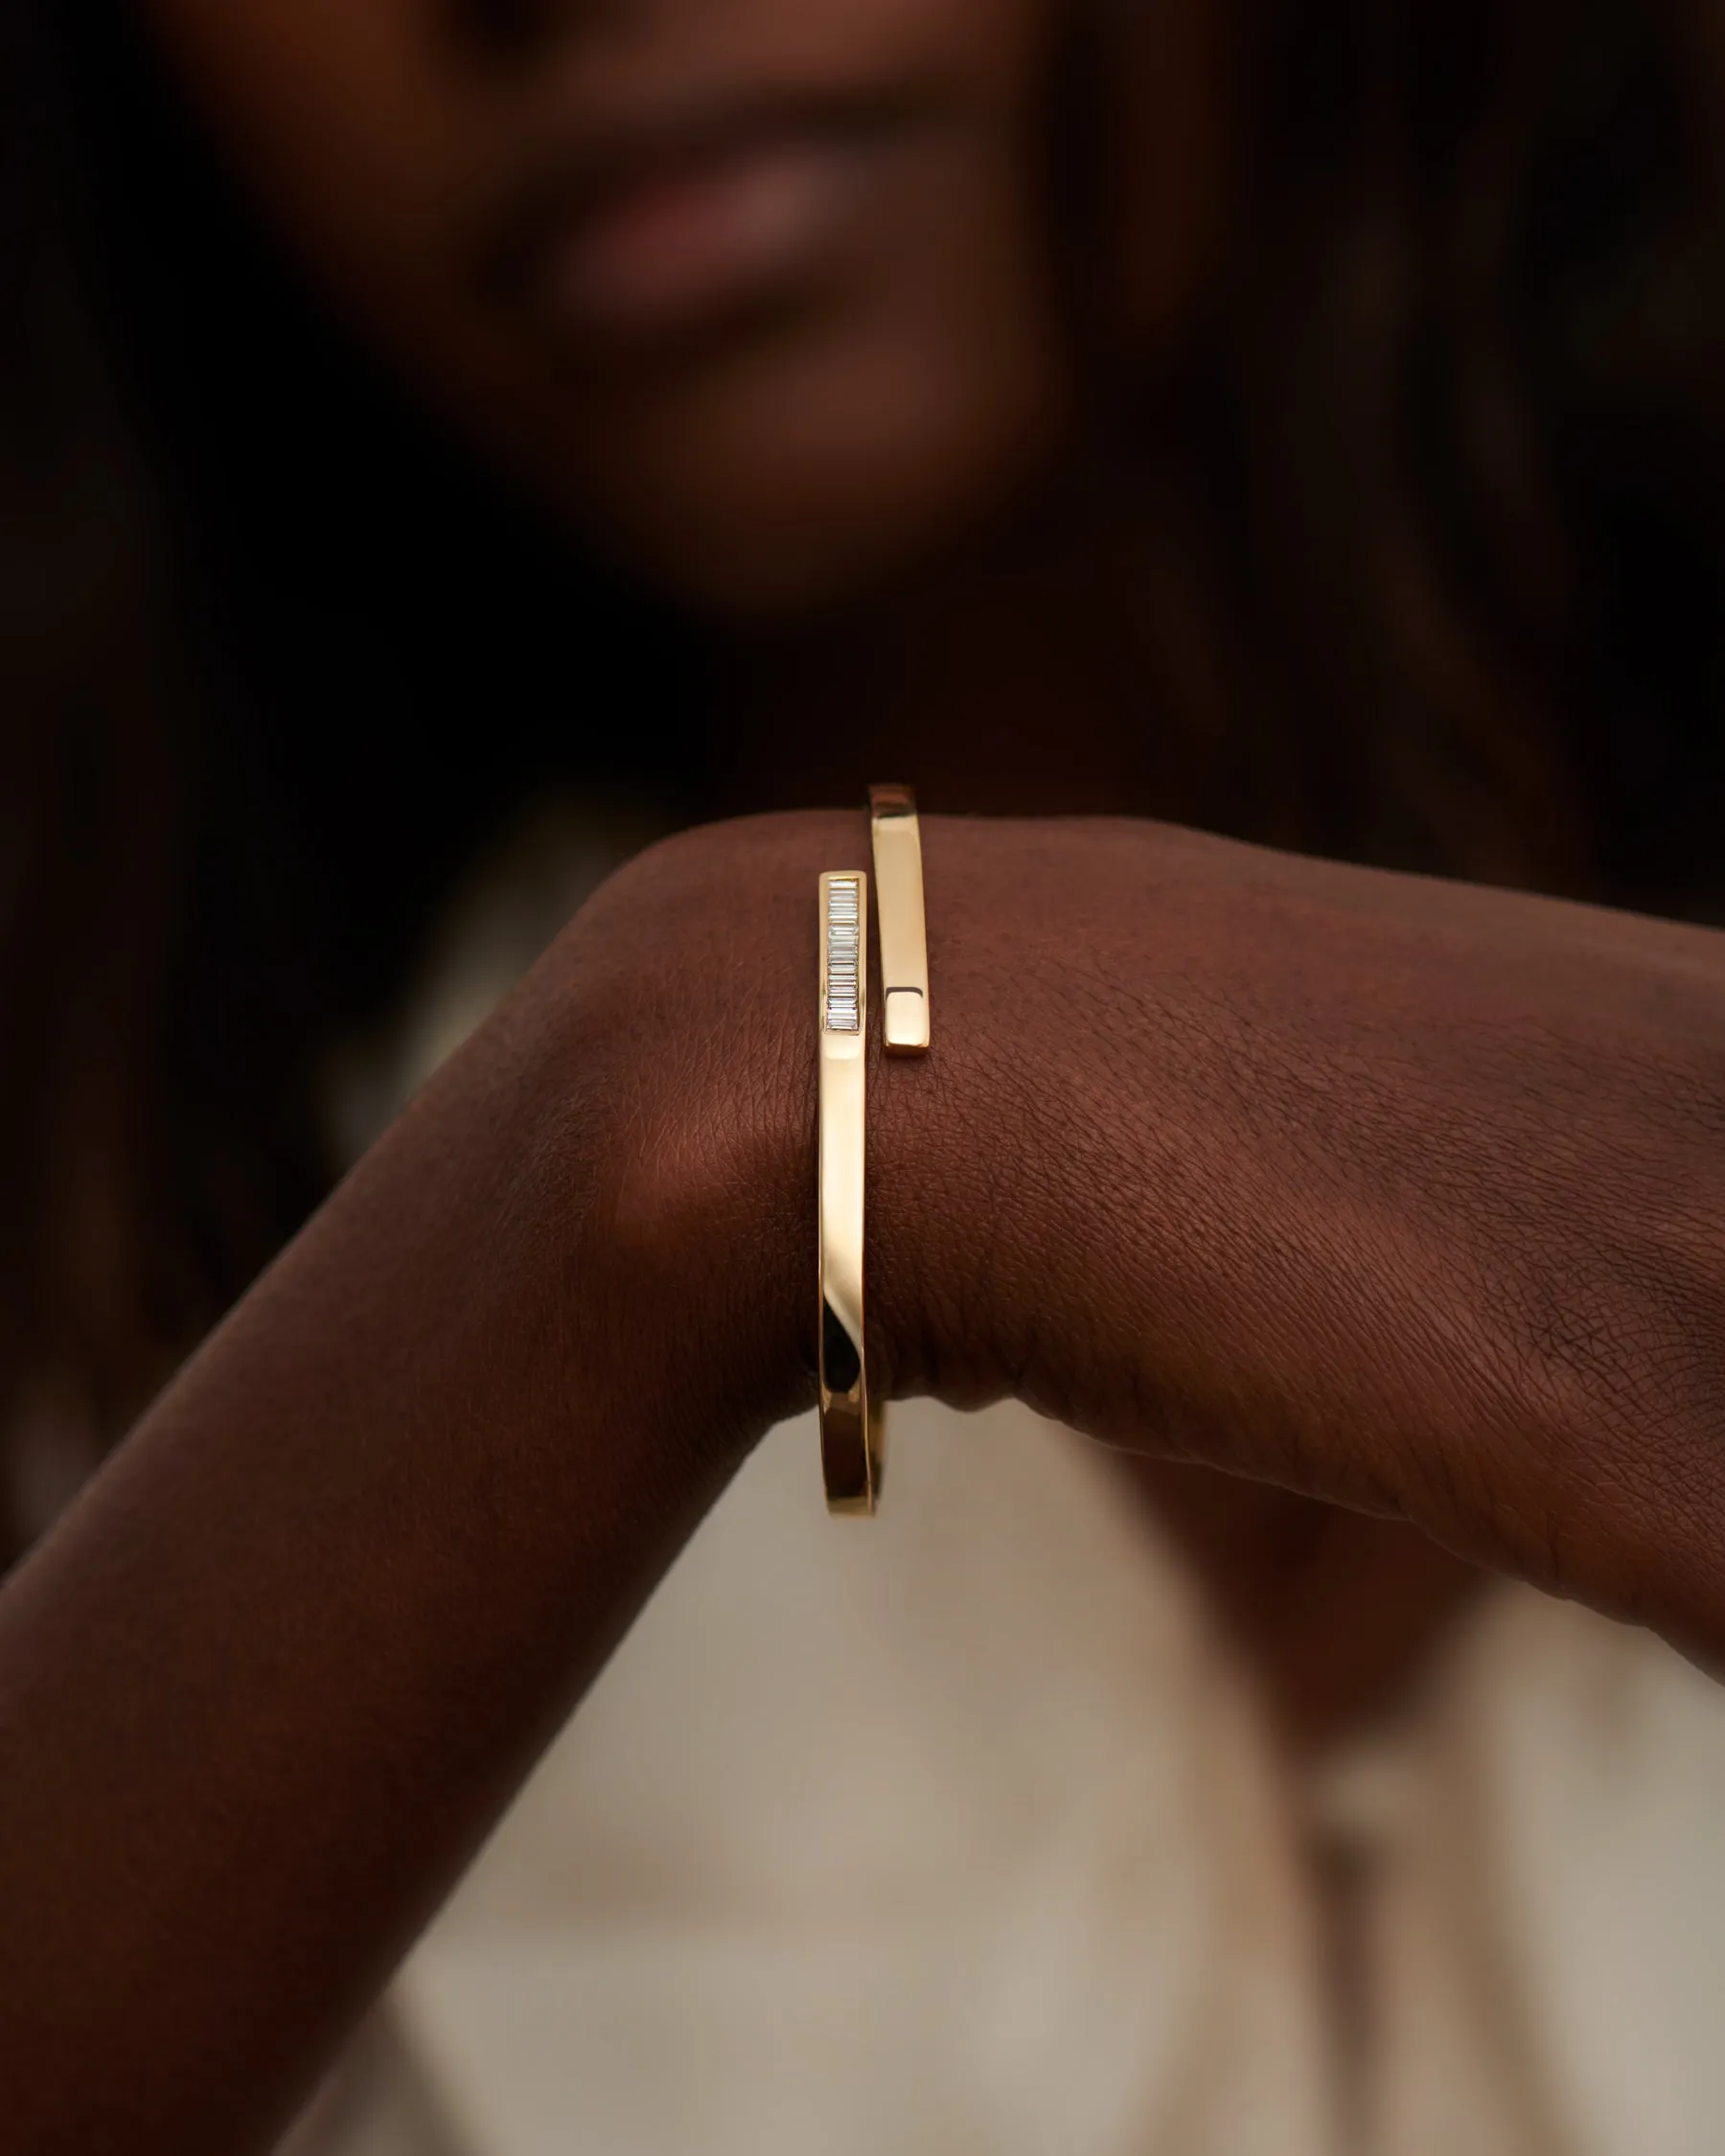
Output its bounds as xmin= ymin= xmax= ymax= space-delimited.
xmin=525 ymin=808 xmax=886 ymax=1455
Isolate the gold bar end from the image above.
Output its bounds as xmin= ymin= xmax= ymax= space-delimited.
xmin=883 ymin=987 xmax=930 ymax=1055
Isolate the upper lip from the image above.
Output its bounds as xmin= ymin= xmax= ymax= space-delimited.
xmin=476 ymin=82 xmax=933 ymax=307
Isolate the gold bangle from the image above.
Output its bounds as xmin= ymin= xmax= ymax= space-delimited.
xmin=817 ymin=870 xmax=884 ymax=1514
xmin=869 ymin=784 xmax=931 ymax=1055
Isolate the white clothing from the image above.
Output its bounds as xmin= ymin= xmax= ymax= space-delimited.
xmin=285 ymin=1399 xmax=1725 ymax=2156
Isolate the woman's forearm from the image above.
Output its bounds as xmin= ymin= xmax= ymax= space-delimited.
xmin=0 ymin=891 xmax=812 ymax=2154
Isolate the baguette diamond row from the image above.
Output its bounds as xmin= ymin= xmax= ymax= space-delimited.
xmin=825 ymin=876 xmax=861 ymax=1031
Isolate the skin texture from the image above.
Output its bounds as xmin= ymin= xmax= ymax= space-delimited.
xmin=6 ymin=810 xmax=1725 ymax=2148
xmin=139 ymin=0 xmax=1228 ymax=610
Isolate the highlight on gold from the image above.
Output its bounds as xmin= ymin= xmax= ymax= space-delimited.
xmin=816 ymin=869 xmax=882 ymax=1514
xmin=869 ymin=784 xmax=931 ymax=1056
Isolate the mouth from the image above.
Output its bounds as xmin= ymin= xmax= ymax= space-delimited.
xmin=484 ymin=91 xmax=935 ymax=360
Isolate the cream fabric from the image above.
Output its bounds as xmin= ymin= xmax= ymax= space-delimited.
xmin=289 ymin=1400 xmax=1725 ymax=2156
xmin=386 ymin=1404 xmax=1334 ymax=2156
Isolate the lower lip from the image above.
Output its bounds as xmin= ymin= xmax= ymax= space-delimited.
xmin=526 ymin=129 xmax=893 ymax=348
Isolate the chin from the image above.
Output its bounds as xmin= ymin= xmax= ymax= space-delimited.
xmin=545 ymin=324 xmax=1070 ymax=626
xmin=586 ymin=493 xmax=982 ymax=624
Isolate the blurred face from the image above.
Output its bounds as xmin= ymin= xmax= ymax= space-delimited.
xmin=144 ymin=0 xmax=1223 ymax=615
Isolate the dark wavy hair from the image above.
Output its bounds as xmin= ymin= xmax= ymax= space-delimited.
xmin=3 ymin=0 xmax=1724 ymax=1548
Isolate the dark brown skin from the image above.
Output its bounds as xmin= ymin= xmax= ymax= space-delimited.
xmin=7 ymin=808 xmax=1725 ymax=2149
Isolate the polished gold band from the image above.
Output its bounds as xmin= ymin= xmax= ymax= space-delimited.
xmin=869 ymin=784 xmax=931 ymax=1055
xmin=817 ymin=870 xmax=883 ymax=1513
xmin=817 ymin=791 xmax=929 ymax=1515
